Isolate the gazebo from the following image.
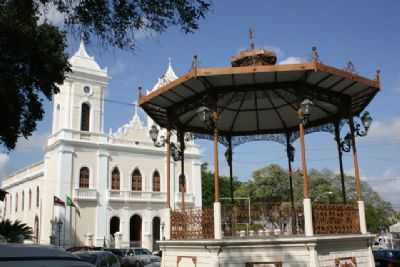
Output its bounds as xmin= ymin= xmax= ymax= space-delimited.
xmin=140 ymin=36 xmax=380 ymax=267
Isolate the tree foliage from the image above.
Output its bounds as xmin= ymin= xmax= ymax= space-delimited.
xmin=201 ymin=163 xmax=398 ymax=233
xmin=201 ymin=163 xmax=241 ymax=208
xmin=0 ymin=219 xmax=33 ymax=242
xmin=0 ymin=0 xmax=210 ymax=150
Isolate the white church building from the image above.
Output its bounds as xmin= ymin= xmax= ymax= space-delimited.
xmin=0 ymin=41 xmax=202 ymax=250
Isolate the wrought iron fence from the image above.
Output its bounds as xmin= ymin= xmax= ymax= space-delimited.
xmin=171 ymin=208 xmax=214 ymax=240
xmin=221 ymin=201 xmax=304 ymax=237
xmin=312 ymin=203 xmax=360 ymax=234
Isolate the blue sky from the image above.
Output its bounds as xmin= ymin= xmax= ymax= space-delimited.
xmin=1 ymin=0 xmax=399 ymax=208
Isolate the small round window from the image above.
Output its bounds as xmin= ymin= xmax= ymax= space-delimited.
xmin=83 ymin=86 xmax=91 ymax=95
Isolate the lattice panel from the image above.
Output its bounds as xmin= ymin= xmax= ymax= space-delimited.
xmin=171 ymin=208 xmax=214 ymax=240
xmin=313 ymin=203 xmax=360 ymax=234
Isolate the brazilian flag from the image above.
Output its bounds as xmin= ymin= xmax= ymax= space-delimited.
xmin=67 ymin=196 xmax=80 ymax=216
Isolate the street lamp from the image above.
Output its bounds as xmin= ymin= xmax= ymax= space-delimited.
xmin=149 ymin=125 xmax=192 ymax=162
xmin=354 ymin=111 xmax=373 ymax=137
xmin=298 ymin=99 xmax=314 ymax=125
xmin=339 ymin=111 xmax=373 ymax=152
xmin=197 ymin=106 xmax=213 ymax=129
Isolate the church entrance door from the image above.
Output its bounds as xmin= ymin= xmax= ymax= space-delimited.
xmin=129 ymin=215 xmax=141 ymax=247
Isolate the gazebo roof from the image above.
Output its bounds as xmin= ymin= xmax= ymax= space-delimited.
xmin=139 ymin=58 xmax=380 ymax=137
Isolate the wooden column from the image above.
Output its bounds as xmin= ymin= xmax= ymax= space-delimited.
xmin=349 ymin=118 xmax=363 ymax=201
xmin=299 ymin=122 xmax=309 ymax=198
xmin=213 ymin=127 xmax=220 ymax=202
xmin=334 ymin=121 xmax=347 ymax=203
xmin=166 ymin=129 xmax=171 ymax=208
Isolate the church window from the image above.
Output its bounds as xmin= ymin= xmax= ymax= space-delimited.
xmin=111 ymin=167 xmax=120 ymax=190
xmin=36 ymin=186 xmax=39 ymax=208
xmin=22 ymin=191 xmax=24 ymax=211
xmin=15 ymin=193 xmax=18 ymax=212
xmin=152 ymin=171 xmax=160 ymax=192
xmin=80 ymin=103 xmax=90 ymax=131
xmin=83 ymin=86 xmax=91 ymax=95
xmin=79 ymin=167 xmax=90 ymax=188
xmin=29 ymin=189 xmax=32 ymax=210
xmin=131 ymin=169 xmax=142 ymax=191
xmin=9 ymin=195 xmax=12 ymax=214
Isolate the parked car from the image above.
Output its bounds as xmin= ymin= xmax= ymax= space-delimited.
xmin=74 ymin=251 xmax=120 ymax=267
xmin=0 ymin=243 xmax=94 ymax=267
xmin=67 ymin=246 xmax=103 ymax=252
xmin=124 ymin=248 xmax=160 ymax=267
xmin=373 ymin=249 xmax=400 ymax=267
xmin=104 ymin=248 xmax=129 ymax=265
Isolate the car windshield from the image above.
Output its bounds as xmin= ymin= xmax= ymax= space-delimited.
xmin=134 ymin=248 xmax=152 ymax=255
xmin=74 ymin=253 xmax=97 ymax=264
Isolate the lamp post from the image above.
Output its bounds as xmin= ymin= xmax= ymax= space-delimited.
xmin=149 ymin=124 xmax=192 ymax=210
xmin=298 ymin=98 xmax=313 ymax=236
xmin=56 ymin=218 xmax=63 ymax=247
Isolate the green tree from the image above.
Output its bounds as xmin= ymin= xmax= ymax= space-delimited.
xmin=214 ymin=163 xmax=396 ymax=233
xmin=0 ymin=0 xmax=210 ymax=150
xmin=0 ymin=219 xmax=33 ymax=243
xmin=201 ymin=163 xmax=241 ymax=208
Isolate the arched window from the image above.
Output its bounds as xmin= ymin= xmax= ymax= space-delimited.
xmin=79 ymin=167 xmax=90 ymax=188
xmin=15 ymin=193 xmax=18 ymax=212
xmin=80 ymin=103 xmax=90 ymax=131
xmin=22 ymin=191 xmax=25 ymax=211
xmin=131 ymin=169 xmax=142 ymax=191
xmin=152 ymin=171 xmax=160 ymax=192
xmin=36 ymin=186 xmax=39 ymax=208
xmin=111 ymin=167 xmax=120 ymax=190
xmin=29 ymin=189 xmax=32 ymax=210
xmin=9 ymin=195 xmax=12 ymax=214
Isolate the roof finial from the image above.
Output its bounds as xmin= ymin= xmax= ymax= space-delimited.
xmin=344 ymin=60 xmax=356 ymax=74
xmin=249 ymin=27 xmax=255 ymax=50
xmin=311 ymin=46 xmax=320 ymax=63
xmin=375 ymin=69 xmax=381 ymax=84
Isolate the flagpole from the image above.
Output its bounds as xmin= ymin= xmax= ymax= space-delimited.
xmin=69 ymin=205 xmax=72 ymax=247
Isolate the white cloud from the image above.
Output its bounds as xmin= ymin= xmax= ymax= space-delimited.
xmin=15 ymin=132 xmax=48 ymax=153
xmin=0 ymin=154 xmax=13 ymax=182
xmin=38 ymin=4 xmax=65 ymax=26
xmin=279 ymin=57 xmax=307 ymax=65
xmin=263 ymin=45 xmax=285 ymax=59
xmin=366 ymin=117 xmax=400 ymax=141
xmin=364 ymin=167 xmax=400 ymax=209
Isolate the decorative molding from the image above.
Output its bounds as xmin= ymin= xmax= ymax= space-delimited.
xmin=335 ymin=256 xmax=357 ymax=267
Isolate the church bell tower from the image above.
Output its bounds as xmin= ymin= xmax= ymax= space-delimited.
xmin=52 ymin=40 xmax=109 ymax=134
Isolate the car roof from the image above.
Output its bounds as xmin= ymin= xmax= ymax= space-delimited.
xmin=0 ymin=244 xmax=78 ymax=259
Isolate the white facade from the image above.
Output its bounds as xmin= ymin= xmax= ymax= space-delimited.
xmin=1 ymin=41 xmax=202 ymax=250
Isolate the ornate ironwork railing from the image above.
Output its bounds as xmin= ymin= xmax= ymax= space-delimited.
xmin=221 ymin=202 xmax=304 ymax=237
xmin=313 ymin=203 xmax=360 ymax=235
xmin=171 ymin=208 xmax=214 ymax=240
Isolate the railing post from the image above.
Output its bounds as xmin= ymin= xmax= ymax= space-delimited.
xmin=299 ymin=121 xmax=313 ymax=236
xmin=349 ymin=118 xmax=367 ymax=234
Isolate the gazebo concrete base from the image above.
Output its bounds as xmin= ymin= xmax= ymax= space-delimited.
xmin=159 ymin=234 xmax=375 ymax=267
